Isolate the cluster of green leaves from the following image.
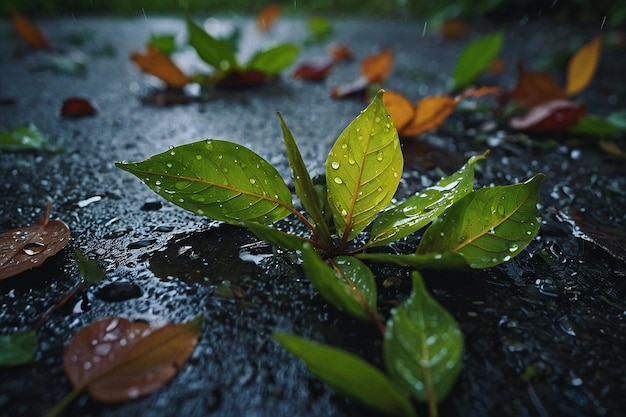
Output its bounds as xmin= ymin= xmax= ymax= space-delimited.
xmin=116 ymin=91 xmax=543 ymax=416
xmin=185 ymin=16 xmax=299 ymax=85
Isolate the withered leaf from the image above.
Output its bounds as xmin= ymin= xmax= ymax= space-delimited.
xmin=12 ymin=12 xmax=50 ymax=50
xmin=361 ymin=48 xmax=393 ymax=84
xmin=63 ymin=315 xmax=203 ymax=403
xmin=61 ymin=97 xmax=97 ymax=118
xmin=509 ymin=99 xmax=587 ymax=133
xmin=329 ymin=44 xmax=353 ymax=62
xmin=215 ymin=69 xmax=270 ymax=89
xmin=293 ymin=61 xmax=334 ymax=82
xmin=437 ymin=19 xmax=469 ymax=39
xmin=257 ymin=4 xmax=281 ymax=31
xmin=566 ymin=36 xmax=602 ymax=96
xmin=130 ymin=45 xmax=190 ymax=88
xmin=511 ymin=62 xmax=566 ymax=108
xmin=0 ymin=202 xmax=70 ymax=280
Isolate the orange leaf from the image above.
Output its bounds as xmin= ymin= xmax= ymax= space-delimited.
xmin=361 ymin=48 xmax=393 ymax=84
xmin=382 ymin=90 xmax=415 ymax=133
xmin=130 ymin=45 xmax=190 ymax=89
xmin=458 ymin=86 xmax=500 ymax=100
xmin=11 ymin=12 xmax=50 ymax=50
xmin=402 ymin=95 xmax=458 ymax=137
xmin=511 ymin=62 xmax=566 ymax=108
xmin=0 ymin=201 xmax=70 ymax=280
xmin=63 ymin=316 xmax=202 ymax=403
xmin=566 ymin=36 xmax=602 ymax=96
xmin=438 ymin=19 xmax=469 ymax=39
xmin=257 ymin=4 xmax=281 ymax=31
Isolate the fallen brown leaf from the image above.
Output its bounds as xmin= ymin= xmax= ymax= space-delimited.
xmin=61 ymin=97 xmax=97 ymax=118
xmin=130 ymin=45 xmax=190 ymax=89
xmin=0 ymin=201 xmax=70 ymax=280
xmin=12 ymin=12 xmax=50 ymax=50
xmin=257 ymin=4 xmax=281 ymax=31
xmin=509 ymin=99 xmax=587 ymax=133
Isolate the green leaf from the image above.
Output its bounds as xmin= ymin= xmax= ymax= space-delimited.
xmin=301 ymin=244 xmax=377 ymax=322
xmin=148 ymin=33 xmax=177 ymax=55
xmin=243 ymin=221 xmax=308 ymax=251
xmin=357 ymin=251 xmax=469 ymax=270
xmin=186 ymin=16 xmax=239 ymax=73
xmin=452 ymin=31 xmax=503 ymax=91
xmin=384 ymin=272 xmax=463 ymax=406
xmin=369 ymin=151 xmax=487 ymax=247
xmin=278 ymin=113 xmax=333 ymax=247
xmin=248 ymin=43 xmax=299 ymax=76
xmin=417 ymin=174 xmax=544 ymax=268
xmin=0 ymin=125 xmax=63 ymax=153
xmin=307 ymin=17 xmax=333 ymax=42
xmin=73 ymin=249 xmax=106 ymax=284
xmin=274 ymin=331 xmax=417 ymax=417
xmin=116 ymin=139 xmax=293 ymax=225
xmin=0 ymin=329 xmax=37 ymax=366
xmin=326 ymin=90 xmax=403 ymax=243
xmin=569 ymin=114 xmax=624 ymax=137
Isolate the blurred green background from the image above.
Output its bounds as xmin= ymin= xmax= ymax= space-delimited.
xmin=1 ymin=0 xmax=624 ymax=27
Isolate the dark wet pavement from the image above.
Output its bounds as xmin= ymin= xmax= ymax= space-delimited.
xmin=1 ymin=14 xmax=626 ymax=417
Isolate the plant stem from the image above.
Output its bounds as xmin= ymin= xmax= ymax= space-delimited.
xmin=44 ymin=386 xmax=84 ymax=417
xmin=34 ymin=281 xmax=85 ymax=330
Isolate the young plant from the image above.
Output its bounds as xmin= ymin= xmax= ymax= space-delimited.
xmin=116 ymin=90 xmax=543 ymax=416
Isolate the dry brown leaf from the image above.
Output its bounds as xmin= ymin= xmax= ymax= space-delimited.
xmin=130 ymin=45 xmax=190 ymax=89
xmin=329 ymin=44 xmax=354 ymax=62
xmin=63 ymin=316 xmax=202 ymax=403
xmin=61 ymin=97 xmax=97 ymax=118
xmin=293 ymin=61 xmax=335 ymax=82
xmin=511 ymin=62 xmax=566 ymax=108
xmin=361 ymin=48 xmax=393 ymax=84
xmin=566 ymin=36 xmax=602 ymax=96
xmin=0 ymin=201 xmax=70 ymax=280
xmin=486 ymin=57 xmax=505 ymax=74
xmin=257 ymin=4 xmax=281 ymax=31
xmin=11 ymin=12 xmax=50 ymax=50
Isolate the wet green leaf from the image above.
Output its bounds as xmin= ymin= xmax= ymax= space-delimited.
xmin=186 ymin=16 xmax=238 ymax=73
xmin=301 ymin=244 xmax=377 ymax=322
xmin=116 ymin=140 xmax=293 ymax=225
xmin=248 ymin=43 xmax=299 ymax=76
xmin=73 ymin=249 xmax=105 ymax=284
xmin=369 ymin=151 xmax=487 ymax=247
xmin=243 ymin=221 xmax=308 ymax=251
xmin=0 ymin=329 xmax=37 ymax=366
xmin=357 ymin=251 xmax=469 ymax=270
xmin=274 ymin=331 xmax=417 ymax=417
xmin=278 ymin=113 xmax=332 ymax=247
xmin=326 ymin=91 xmax=403 ymax=242
xmin=384 ymin=271 xmax=463 ymax=405
xmin=452 ymin=31 xmax=502 ymax=91
xmin=417 ymin=174 xmax=544 ymax=268
xmin=0 ymin=125 xmax=63 ymax=153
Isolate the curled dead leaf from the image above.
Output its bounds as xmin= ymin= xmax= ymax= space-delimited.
xmin=509 ymin=99 xmax=587 ymax=133
xmin=130 ymin=45 xmax=190 ymax=89
xmin=12 ymin=12 xmax=50 ymax=50
xmin=0 ymin=201 xmax=70 ymax=280
xmin=329 ymin=44 xmax=353 ymax=62
xmin=293 ymin=61 xmax=334 ymax=82
xmin=62 ymin=315 xmax=202 ymax=403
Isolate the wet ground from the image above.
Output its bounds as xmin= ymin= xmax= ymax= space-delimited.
xmin=1 ymin=13 xmax=626 ymax=417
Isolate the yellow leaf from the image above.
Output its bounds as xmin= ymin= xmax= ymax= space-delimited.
xmin=566 ymin=36 xmax=602 ymax=96
xmin=382 ymin=90 xmax=414 ymax=133
xmin=130 ymin=45 xmax=190 ymax=88
xmin=11 ymin=12 xmax=50 ymax=50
